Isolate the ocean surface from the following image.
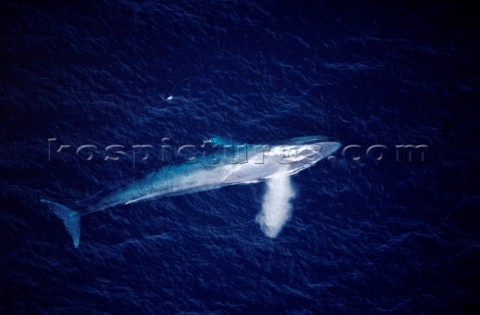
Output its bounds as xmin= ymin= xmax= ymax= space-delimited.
xmin=1 ymin=1 xmax=480 ymax=314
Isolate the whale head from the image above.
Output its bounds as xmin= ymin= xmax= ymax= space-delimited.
xmin=264 ymin=141 xmax=340 ymax=176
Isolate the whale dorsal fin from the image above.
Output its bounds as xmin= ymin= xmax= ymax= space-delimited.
xmin=209 ymin=137 xmax=243 ymax=146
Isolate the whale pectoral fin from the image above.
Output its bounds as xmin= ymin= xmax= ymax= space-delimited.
xmin=40 ymin=199 xmax=81 ymax=248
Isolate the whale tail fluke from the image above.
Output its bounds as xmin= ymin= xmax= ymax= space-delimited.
xmin=40 ymin=199 xmax=81 ymax=248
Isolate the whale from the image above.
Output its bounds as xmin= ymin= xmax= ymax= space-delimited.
xmin=41 ymin=136 xmax=341 ymax=248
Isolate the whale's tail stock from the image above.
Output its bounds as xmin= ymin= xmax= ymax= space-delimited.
xmin=40 ymin=199 xmax=81 ymax=248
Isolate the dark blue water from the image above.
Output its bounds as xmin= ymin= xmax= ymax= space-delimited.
xmin=1 ymin=1 xmax=480 ymax=314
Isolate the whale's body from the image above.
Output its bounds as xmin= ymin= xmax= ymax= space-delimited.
xmin=41 ymin=136 xmax=340 ymax=248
